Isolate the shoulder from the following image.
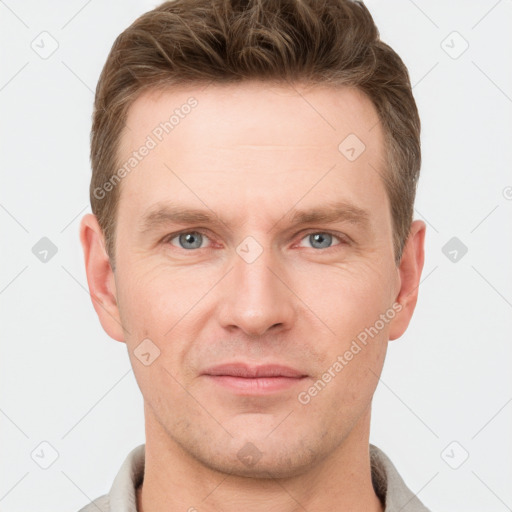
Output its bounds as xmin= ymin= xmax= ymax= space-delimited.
xmin=75 ymin=444 xmax=145 ymax=512
xmin=77 ymin=493 xmax=110 ymax=512
xmin=370 ymin=444 xmax=432 ymax=512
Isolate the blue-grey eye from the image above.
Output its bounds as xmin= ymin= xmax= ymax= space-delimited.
xmin=299 ymin=232 xmax=344 ymax=249
xmin=309 ymin=233 xmax=333 ymax=249
xmin=174 ymin=232 xmax=204 ymax=250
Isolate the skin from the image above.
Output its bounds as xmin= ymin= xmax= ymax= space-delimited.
xmin=80 ymin=81 xmax=425 ymax=512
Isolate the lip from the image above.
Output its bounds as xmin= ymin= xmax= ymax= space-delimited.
xmin=202 ymin=363 xmax=308 ymax=395
xmin=202 ymin=363 xmax=307 ymax=378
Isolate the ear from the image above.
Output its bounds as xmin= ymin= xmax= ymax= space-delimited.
xmin=388 ymin=220 xmax=426 ymax=341
xmin=79 ymin=213 xmax=125 ymax=342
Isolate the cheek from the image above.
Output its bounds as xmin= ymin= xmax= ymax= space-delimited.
xmin=290 ymin=261 xmax=393 ymax=406
xmin=293 ymin=261 xmax=396 ymax=342
xmin=115 ymin=264 xmax=201 ymax=408
xmin=116 ymin=259 xmax=203 ymax=331
xmin=115 ymin=261 xmax=217 ymax=388
xmin=294 ymin=266 xmax=391 ymax=422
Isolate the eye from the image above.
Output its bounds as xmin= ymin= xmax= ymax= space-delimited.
xmin=297 ymin=231 xmax=346 ymax=250
xmin=163 ymin=229 xmax=347 ymax=252
xmin=167 ymin=231 xmax=211 ymax=250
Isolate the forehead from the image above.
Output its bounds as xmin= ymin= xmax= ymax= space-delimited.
xmin=120 ymin=81 xmax=383 ymax=159
xmin=115 ymin=81 xmax=388 ymax=227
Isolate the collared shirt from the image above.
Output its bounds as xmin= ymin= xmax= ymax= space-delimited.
xmin=78 ymin=443 xmax=431 ymax=512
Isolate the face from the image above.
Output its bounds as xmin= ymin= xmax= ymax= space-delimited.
xmin=81 ymin=81 xmax=424 ymax=478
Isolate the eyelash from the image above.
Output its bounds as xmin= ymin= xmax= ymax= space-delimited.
xmin=162 ymin=229 xmax=349 ymax=251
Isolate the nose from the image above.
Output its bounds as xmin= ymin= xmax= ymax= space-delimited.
xmin=217 ymin=243 xmax=297 ymax=337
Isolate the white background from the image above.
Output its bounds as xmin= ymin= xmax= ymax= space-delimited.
xmin=1 ymin=1 xmax=511 ymax=511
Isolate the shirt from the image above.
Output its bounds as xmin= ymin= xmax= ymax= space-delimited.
xmin=77 ymin=443 xmax=431 ymax=512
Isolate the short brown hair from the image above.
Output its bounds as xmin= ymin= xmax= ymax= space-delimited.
xmin=90 ymin=0 xmax=421 ymax=268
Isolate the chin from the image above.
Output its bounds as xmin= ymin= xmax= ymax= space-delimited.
xmin=187 ymin=431 xmax=329 ymax=479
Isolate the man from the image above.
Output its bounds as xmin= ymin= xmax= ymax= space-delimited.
xmin=79 ymin=0 xmax=429 ymax=510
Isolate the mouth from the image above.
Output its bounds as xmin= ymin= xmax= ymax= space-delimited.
xmin=201 ymin=363 xmax=308 ymax=395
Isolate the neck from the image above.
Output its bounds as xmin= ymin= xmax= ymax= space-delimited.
xmin=137 ymin=404 xmax=384 ymax=512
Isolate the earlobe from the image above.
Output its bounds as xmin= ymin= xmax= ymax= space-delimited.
xmin=79 ymin=213 xmax=125 ymax=342
xmin=388 ymin=220 xmax=426 ymax=341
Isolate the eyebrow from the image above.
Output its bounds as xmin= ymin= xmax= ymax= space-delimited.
xmin=138 ymin=200 xmax=370 ymax=233
xmin=289 ymin=202 xmax=369 ymax=227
